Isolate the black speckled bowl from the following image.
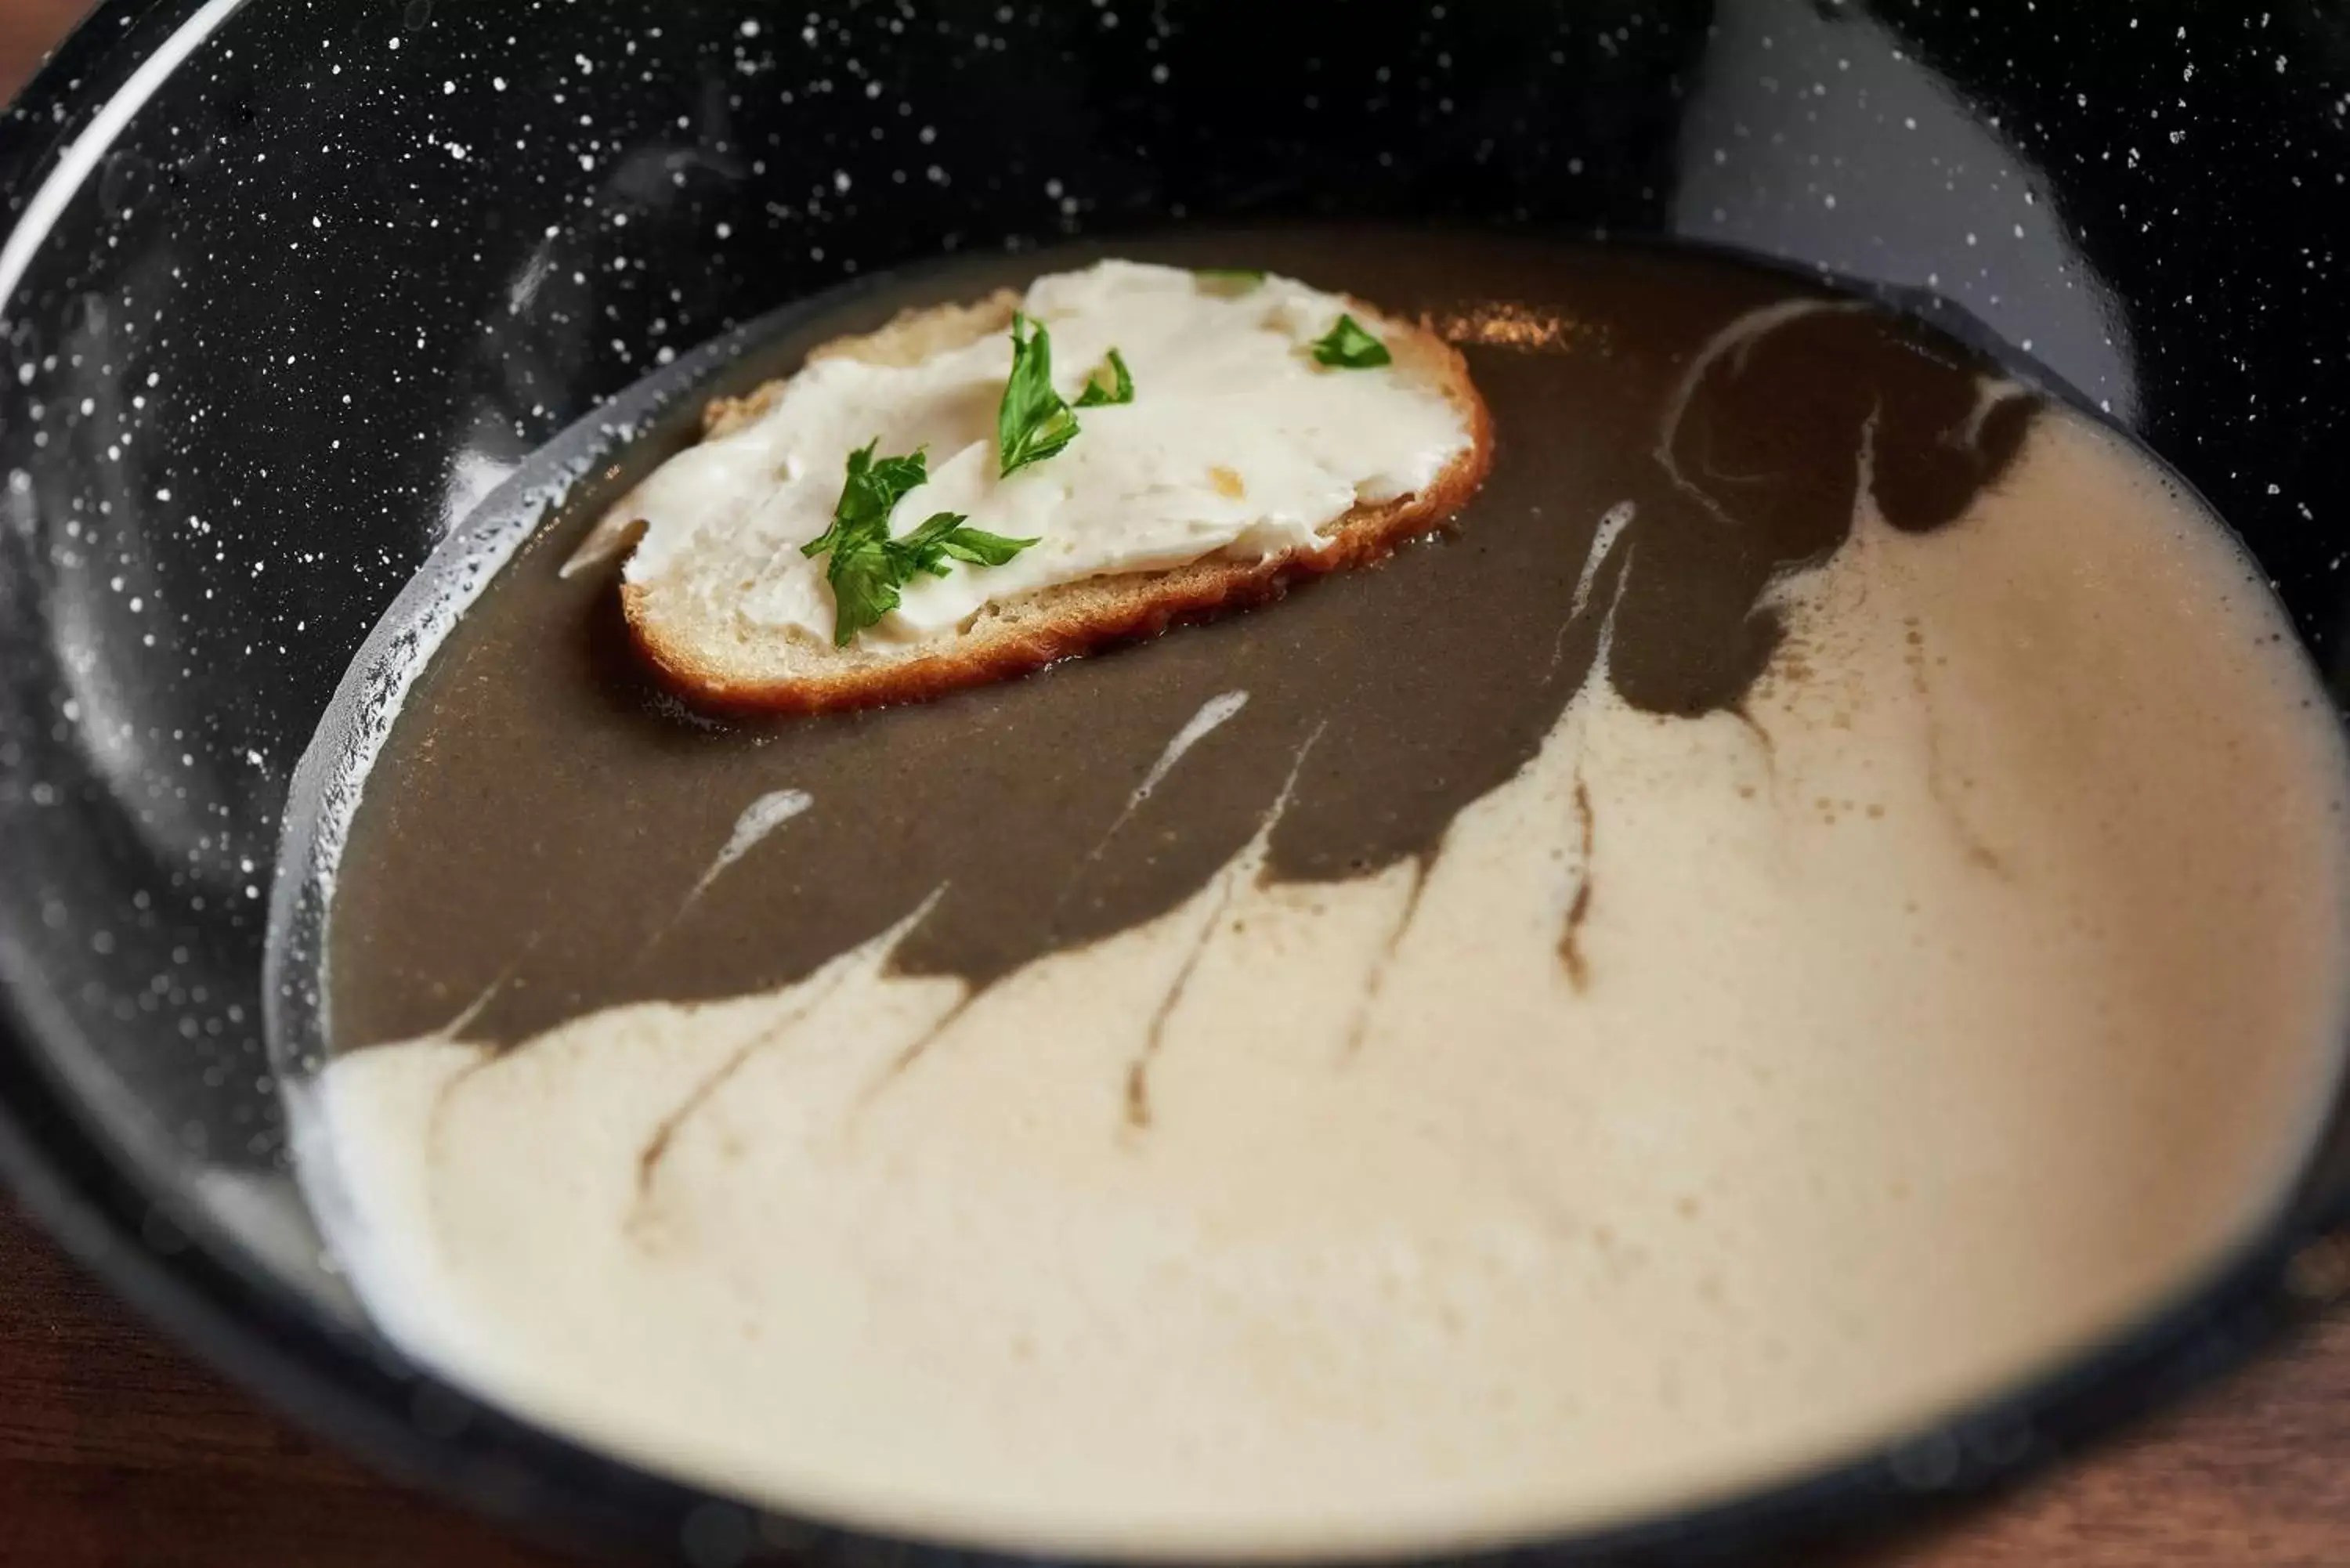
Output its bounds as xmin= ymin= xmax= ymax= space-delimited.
xmin=4 ymin=3 xmax=2349 ymax=1564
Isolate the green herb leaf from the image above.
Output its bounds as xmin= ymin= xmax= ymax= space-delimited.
xmin=895 ymin=522 xmax=958 ymax=578
xmin=802 ymin=439 xmax=930 ymax=561
xmin=803 ymin=443 xmax=1043 ymax=645
xmin=1308 ymin=313 xmax=1393 ymax=370
xmin=1073 ymin=347 xmax=1135 ymax=408
xmin=1195 ymin=267 xmax=1267 ymax=295
xmin=935 ymin=525 xmax=1039 ymax=567
xmin=997 ymin=313 xmax=1081 ymax=477
xmin=822 ymin=537 xmax=907 ymax=646
xmin=891 ymin=509 xmax=971 ymax=578
xmin=888 ymin=511 xmax=1039 ymax=576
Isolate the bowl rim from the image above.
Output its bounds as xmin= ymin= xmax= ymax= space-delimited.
xmin=5 ymin=4 xmax=2350 ymax=1565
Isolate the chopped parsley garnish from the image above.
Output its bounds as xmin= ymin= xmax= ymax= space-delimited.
xmin=996 ymin=312 xmax=1082 ymax=477
xmin=802 ymin=439 xmax=1039 ymax=645
xmin=1074 ymin=347 xmax=1135 ymax=407
xmin=1308 ymin=313 xmax=1392 ymax=370
xmin=801 ymin=440 xmax=927 ymax=565
xmin=893 ymin=507 xmax=1039 ymax=572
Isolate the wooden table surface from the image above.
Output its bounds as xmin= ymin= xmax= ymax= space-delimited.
xmin=6 ymin=6 xmax=2350 ymax=1566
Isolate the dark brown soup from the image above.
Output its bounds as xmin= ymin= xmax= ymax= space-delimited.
xmin=329 ymin=229 xmax=2032 ymax=1052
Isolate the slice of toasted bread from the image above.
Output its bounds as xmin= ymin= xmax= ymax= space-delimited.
xmin=616 ymin=284 xmax=1493 ymax=716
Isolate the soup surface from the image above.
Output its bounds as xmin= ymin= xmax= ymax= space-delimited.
xmin=289 ymin=231 xmax=2350 ymax=1556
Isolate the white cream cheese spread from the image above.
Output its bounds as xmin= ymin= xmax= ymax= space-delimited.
xmin=616 ymin=261 xmax=1473 ymax=641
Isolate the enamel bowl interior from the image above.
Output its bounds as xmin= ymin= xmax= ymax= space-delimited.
xmin=4 ymin=2 xmax=2350 ymax=1564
